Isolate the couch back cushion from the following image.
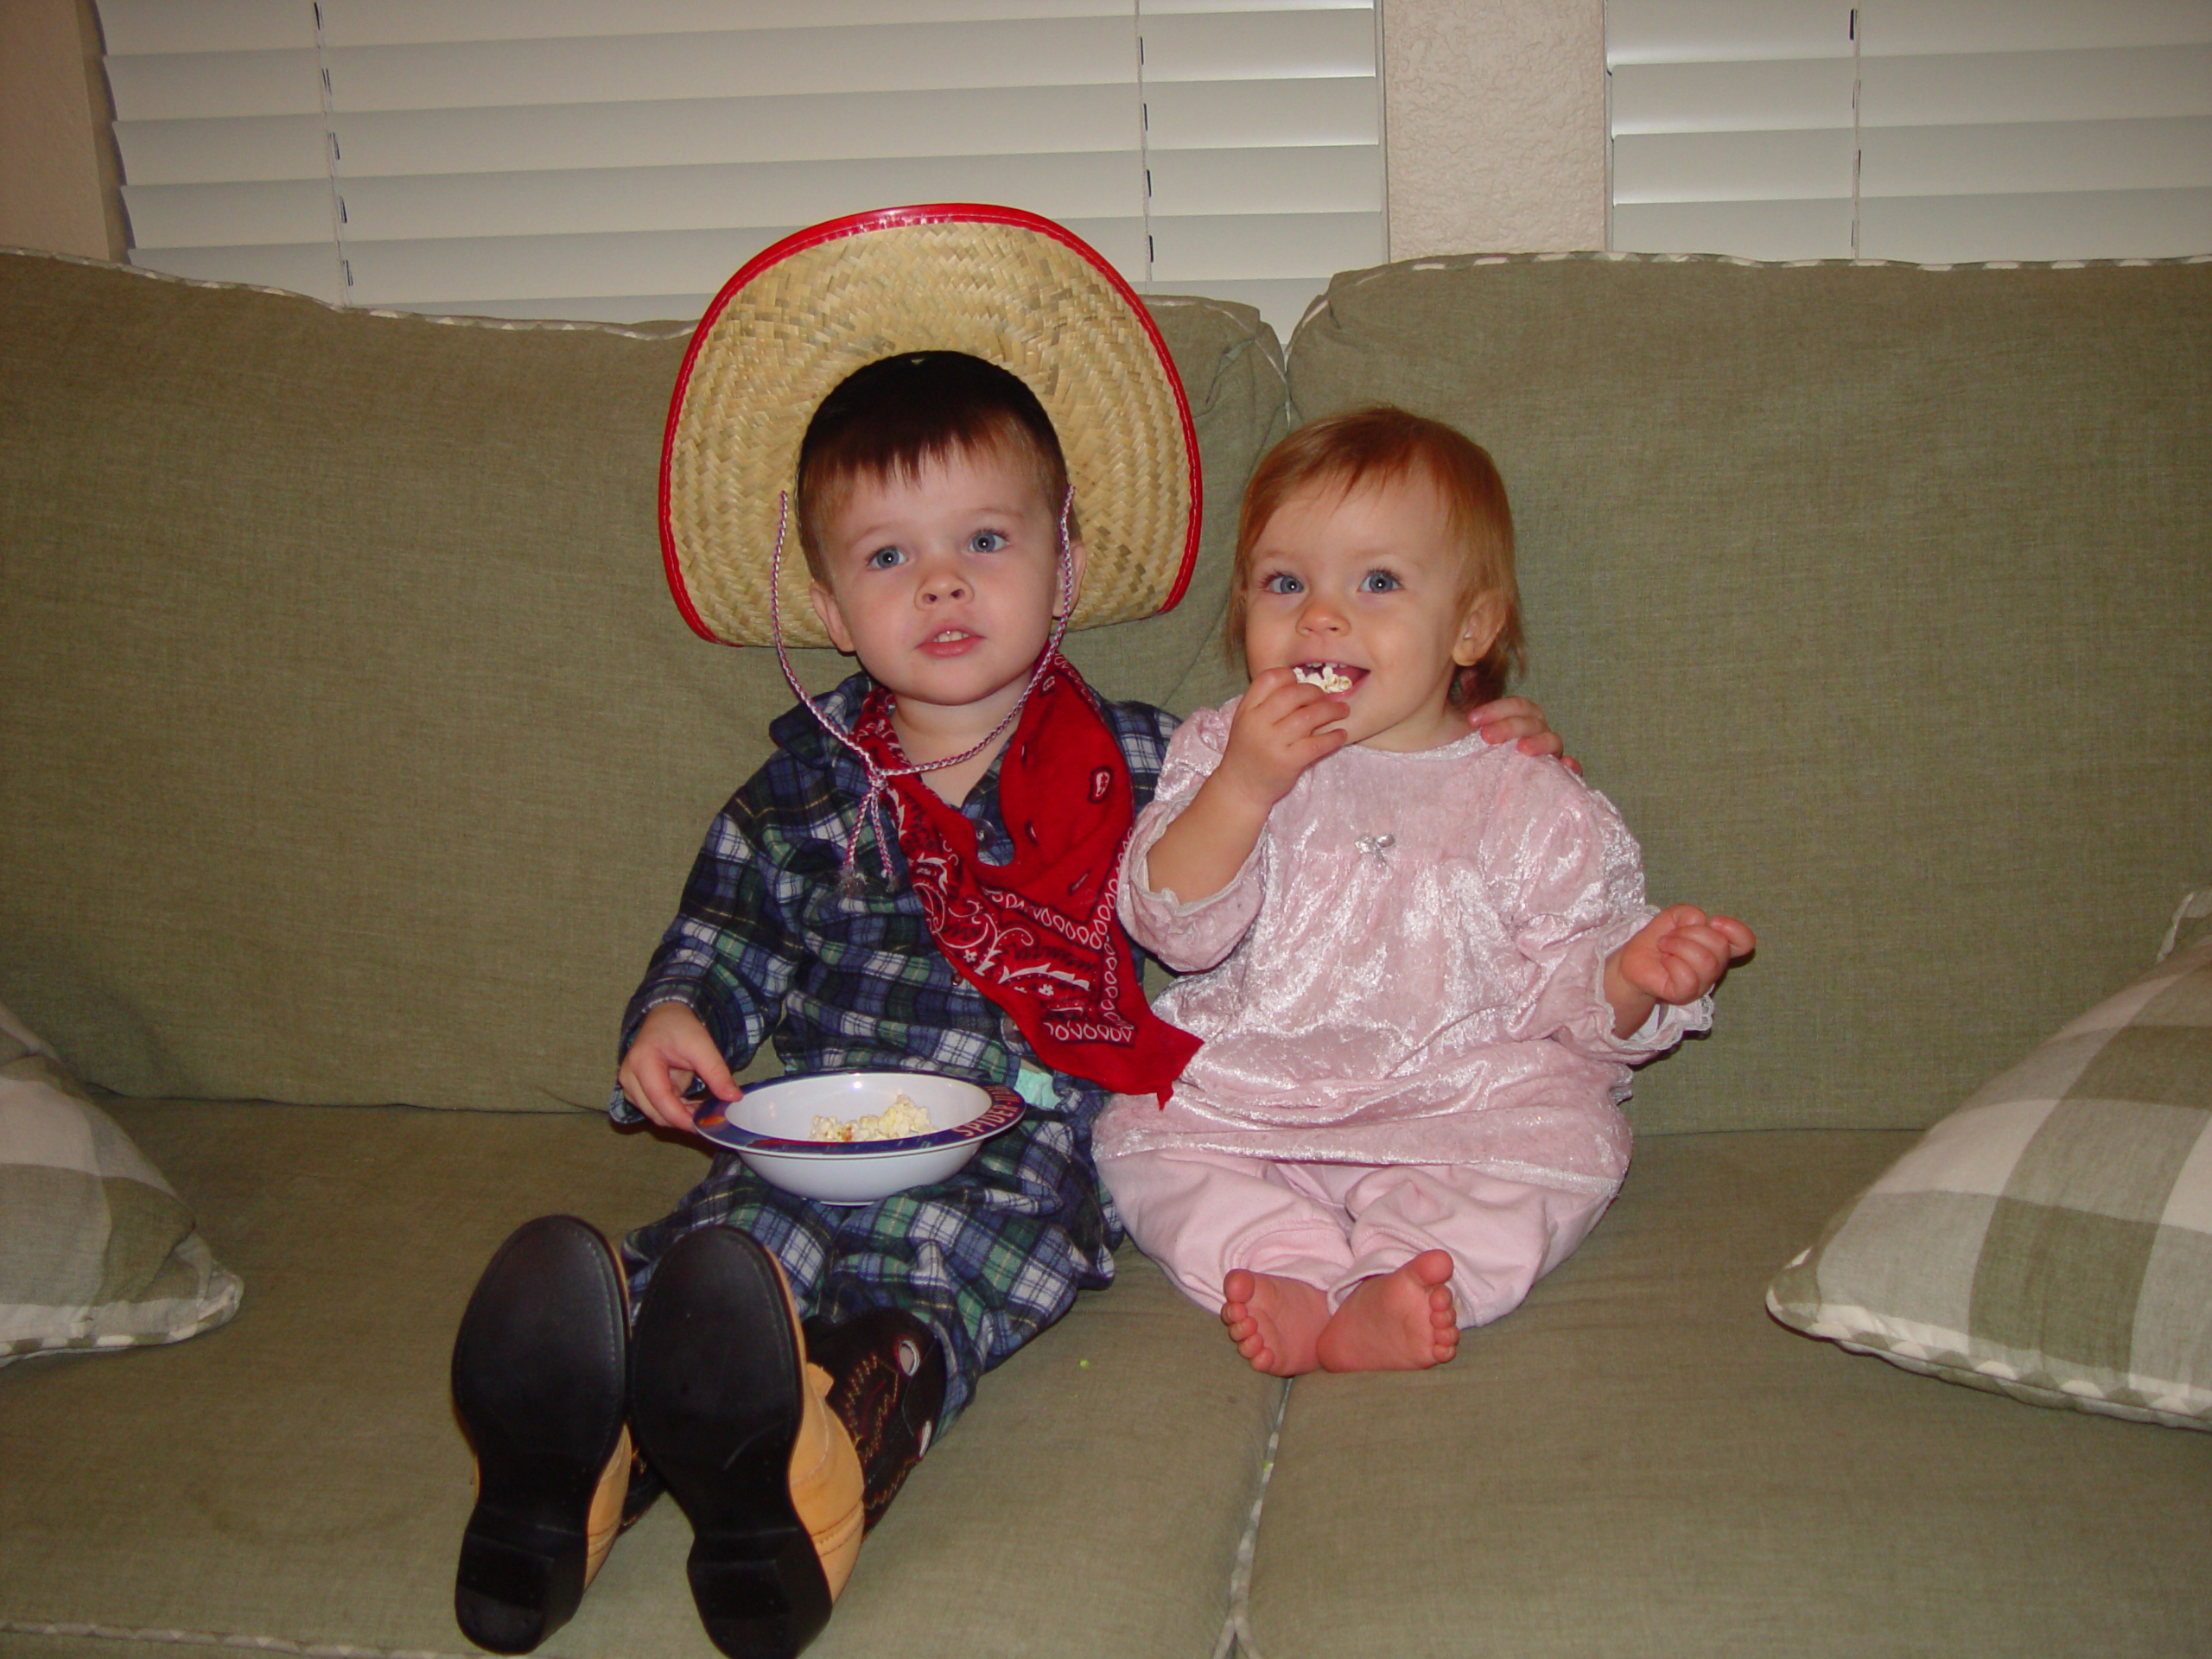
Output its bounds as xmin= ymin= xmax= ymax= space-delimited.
xmin=1288 ymin=253 xmax=2210 ymax=1135
xmin=0 ymin=253 xmax=1281 ymax=1110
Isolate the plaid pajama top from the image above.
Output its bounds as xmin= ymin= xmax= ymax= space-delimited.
xmin=612 ymin=672 xmax=1177 ymax=1430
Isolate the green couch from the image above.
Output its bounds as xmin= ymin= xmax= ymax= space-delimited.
xmin=2 ymin=244 xmax=2207 ymax=1658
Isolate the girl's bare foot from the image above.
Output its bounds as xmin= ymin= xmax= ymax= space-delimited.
xmin=1220 ymin=1270 xmax=1328 ymax=1376
xmin=1315 ymin=1250 xmax=1460 ymax=1372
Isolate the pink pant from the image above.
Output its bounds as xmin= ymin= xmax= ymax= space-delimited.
xmin=1101 ymin=1147 xmax=1611 ymax=1330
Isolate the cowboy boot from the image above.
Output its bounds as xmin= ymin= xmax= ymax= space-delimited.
xmin=628 ymin=1226 xmax=864 ymax=1659
xmin=451 ymin=1215 xmax=632 ymax=1654
xmin=804 ymin=1308 xmax=947 ymax=1531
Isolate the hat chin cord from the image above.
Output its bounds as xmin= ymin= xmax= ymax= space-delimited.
xmin=766 ymin=487 xmax=1077 ymax=899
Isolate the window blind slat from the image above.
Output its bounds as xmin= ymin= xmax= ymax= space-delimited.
xmin=331 ymin=20 xmax=1133 ymax=108
xmin=120 ymin=85 xmax=1144 ymax=186
xmin=1144 ymin=77 xmax=1380 ymax=148
xmin=1148 ymin=208 xmax=1382 ymax=280
xmin=142 ymin=214 xmax=1151 ymax=309
xmin=124 ymin=176 xmax=329 ymax=248
xmin=323 ymin=0 xmax=1132 ymax=45
xmin=1139 ymin=10 xmax=1374 ymax=79
xmin=1610 ymin=198 xmax=1856 ymax=258
xmin=105 ymin=47 xmax=321 ymax=121
xmin=1611 ymin=60 xmax=1854 ymax=135
xmin=1861 ymin=118 xmax=2212 ymax=197
xmin=97 ymin=0 xmax=1135 ymax=55
xmin=114 ymin=113 xmax=327 ymax=187
xmin=1609 ymin=0 xmax=2211 ymax=64
xmin=99 ymin=0 xmax=313 ymax=56
xmin=128 ymin=152 xmax=1153 ymax=250
xmin=1861 ymin=48 xmax=2212 ymax=126
xmin=1853 ymin=0 xmax=2212 ymax=56
xmin=1617 ymin=52 xmax=2212 ymax=137
xmin=118 ymin=21 xmax=1141 ymax=123
xmin=1613 ymin=130 xmax=1856 ymax=204
xmin=1608 ymin=1 xmax=1854 ymax=67
xmin=1140 ymin=0 xmax=1373 ymax=15
xmin=1147 ymin=143 xmax=1381 ymax=214
xmin=1859 ymin=187 xmax=2212 ymax=260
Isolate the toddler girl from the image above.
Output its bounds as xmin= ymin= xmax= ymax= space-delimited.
xmin=1092 ymin=407 xmax=1754 ymax=1376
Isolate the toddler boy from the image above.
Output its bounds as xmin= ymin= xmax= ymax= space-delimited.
xmin=449 ymin=208 xmax=1206 ymax=1659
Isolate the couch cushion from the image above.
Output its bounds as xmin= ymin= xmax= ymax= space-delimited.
xmin=1237 ymin=1129 xmax=2212 ymax=1659
xmin=1769 ymin=933 xmax=2212 ymax=1429
xmin=0 ymin=252 xmax=1282 ymax=1114
xmin=1286 ymin=253 xmax=2212 ymax=1135
xmin=0 ymin=1099 xmax=1281 ymax=1659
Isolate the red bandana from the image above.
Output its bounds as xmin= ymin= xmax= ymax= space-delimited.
xmin=849 ymin=652 xmax=1198 ymax=1101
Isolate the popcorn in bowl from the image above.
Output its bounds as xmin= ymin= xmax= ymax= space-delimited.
xmin=1293 ymin=664 xmax=1355 ymax=695
xmin=810 ymin=1091 xmax=932 ymax=1143
xmin=696 ymin=1071 xmax=1024 ymax=1205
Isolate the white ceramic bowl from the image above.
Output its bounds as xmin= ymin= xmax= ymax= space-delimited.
xmin=693 ymin=1071 xmax=1024 ymax=1205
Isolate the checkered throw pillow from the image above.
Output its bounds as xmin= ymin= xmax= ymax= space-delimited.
xmin=0 ymin=1004 xmax=241 ymax=1363
xmin=1768 ymin=930 xmax=2212 ymax=1430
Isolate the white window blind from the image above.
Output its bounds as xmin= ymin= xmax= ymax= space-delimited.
xmin=95 ymin=0 xmax=1383 ymax=340
xmin=1607 ymin=0 xmax=2212 ymax=262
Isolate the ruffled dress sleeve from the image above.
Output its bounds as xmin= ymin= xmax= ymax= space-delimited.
xmin=1489 ymin=759 xmax=1712 ymax=1066
xmin=1116 ymin=702 xmax=1268 ymax=976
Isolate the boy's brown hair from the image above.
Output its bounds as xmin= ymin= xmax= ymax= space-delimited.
xmin=1229 ymin=404 xmax=1524 ymax=705
xmin=796 ymin=352 xmax=1073 ymax=582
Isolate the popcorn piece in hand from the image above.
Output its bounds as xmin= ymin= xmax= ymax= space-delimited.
xmin=810 ymin=1090 xmax=932 ymax=1143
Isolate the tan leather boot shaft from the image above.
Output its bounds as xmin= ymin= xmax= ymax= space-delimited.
xmin=788 ymin=1361 xmax=864 ymax=1599
xmin=582 ymin=1426 xmax=632 ymax=1589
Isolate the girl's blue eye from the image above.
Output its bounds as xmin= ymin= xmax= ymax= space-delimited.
xmin=1359 ymin=570 xmax=1401 ymax=594
xmin=867 ymin=545 xmax=905 ymax=569
xmin=1260 ymin=572 xmax=1302 ymax=594
xmin=969 ymin=531 xmax=1007 ymax=553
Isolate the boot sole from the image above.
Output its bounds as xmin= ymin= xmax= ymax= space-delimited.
xmin=628 ymin=1228 xmax=832 ymax=1659
xmin=450 ymin=1215 xmax=628 ymax=1654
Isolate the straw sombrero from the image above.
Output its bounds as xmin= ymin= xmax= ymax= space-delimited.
xmin=659 ymin=204 xmax=1202 ymax=650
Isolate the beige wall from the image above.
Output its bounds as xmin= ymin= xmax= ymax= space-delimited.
xmin=1383 ymin=0 xmax=1609 ymax=258
xmin=0 ymin=0 xmax=124 ymax=259
xmin=0 ymin=0 xmax=1605 ymax=270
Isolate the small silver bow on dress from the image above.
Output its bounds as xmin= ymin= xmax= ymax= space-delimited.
xmin=1354 ymin=833 xmax=1396 ymax=861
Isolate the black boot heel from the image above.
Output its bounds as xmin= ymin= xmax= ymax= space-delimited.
xmin=688 ymin=1528 xmax=832 ymax=1650
xmin=451 ymin=1215 xmax=628 ymax=1655
xmin=454 ymin=1522 xmax=580 ymax=1653
xmin=628 ymin=1227 xmax=833 ymax=1659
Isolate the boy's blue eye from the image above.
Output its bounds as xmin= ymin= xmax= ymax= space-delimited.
xmin=867 ymin=545 xmax=905 ymax=569
xmin=1359 ymin=570 xmax=1401 ymax=594
xmin=1260 ymin=572 xmax=1301 ymax=595
xmin=968 ymin=531 xmax=1007 ymax=554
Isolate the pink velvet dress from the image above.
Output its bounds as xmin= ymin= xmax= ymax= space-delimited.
xmin=1091 ymin=702 xmax=1708 ymax=1198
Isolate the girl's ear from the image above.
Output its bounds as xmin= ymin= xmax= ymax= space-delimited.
xmin=1452 ymin=594 xmax=1506 ymax=668
xmin=808 ymin=582 xmax=858 ymax=655
xmin=1055 ymin=537 xmax=1090 ymax=620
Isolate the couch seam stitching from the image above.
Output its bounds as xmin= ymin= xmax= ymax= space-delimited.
xmin=1218 ymin=1375 xmax=1291 ymax=1659
xmin=0 ymin=1620 xmax=475 ymax=1659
